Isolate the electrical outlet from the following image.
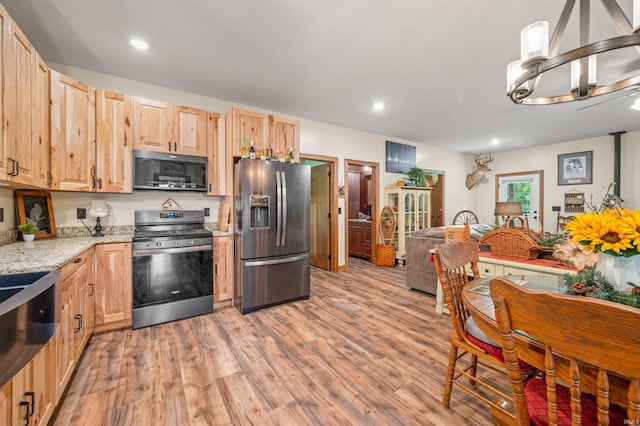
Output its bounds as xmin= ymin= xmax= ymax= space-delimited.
xmin=552 ymin=206 xmax=561 ymax=212
xmin=77 ymin=208 xmax=87 ymax=219
xmin=204 ymin=207 xmax=210 ymax=217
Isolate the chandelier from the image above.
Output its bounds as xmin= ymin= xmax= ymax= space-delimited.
xmin=507 ymin=0 xmax=640 ymax=105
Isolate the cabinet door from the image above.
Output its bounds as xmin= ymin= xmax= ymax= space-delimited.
xmin=0 ymin=380 xmax=10 ymax=426
xmin=95 ymin=243 xmax=132 ymax=331
xmin=11 ymin=362 xmax=32 ymax=426
xmin=33 ymin=53 xmax=50 ymax=188
xmin=3 ymin=18 xmax=36 ymax=185
xmin=214 ymin=236 xmax=234 ymax=303
xmin=57 ymin=283 xmax=75 ymax=401
xmin=229 ymin=108 xmax=269 ymax=157
xmin=85 ymin=247 xmax=95 ymax=337
xmin=133 ymin=97 xmax=173 ymax=153
xmin=96 ymin=90 xmax=133 ymax=192
xmin=207 ymin=112 xmax=226 ymax=195
xmin=175 ymin=105 xmax=207 ymax=156
xmin=49 ymin=70 xmax=96 ymax=191
xmin=269 ymin=116 xmax=299 ymax=162
xmin=0 ymin=5 xmax=7 ymax=180
xmin=31 ymin=339 xmax=55 ymax=426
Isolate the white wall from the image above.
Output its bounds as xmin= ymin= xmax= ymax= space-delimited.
xmin=472 ymin=131 xmax=640 ymax=233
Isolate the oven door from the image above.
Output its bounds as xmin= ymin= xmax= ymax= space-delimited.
xmin=132 ymin=245 xmax=213 ymax=309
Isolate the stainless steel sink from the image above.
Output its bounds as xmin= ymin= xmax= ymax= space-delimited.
xmin=0 ymin=269 xmax=60 ymax=386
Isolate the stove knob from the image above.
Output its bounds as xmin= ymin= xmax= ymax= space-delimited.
xmin=189 ymin=240 xmax=194 ymax=245
xmin=175 ymin=241 xmax=179 ymax=247
xmin=156 ymin=242 xmax=162 ymax=248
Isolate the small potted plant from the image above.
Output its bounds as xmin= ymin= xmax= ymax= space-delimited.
xmin=17 ymin=223 xmax=39 ymax=242
xmin=407 ymin=167 xmax=427 ymax=188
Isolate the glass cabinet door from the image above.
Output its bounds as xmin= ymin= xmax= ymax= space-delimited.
xmin=417 ymin=192 xmax=430 ymax=229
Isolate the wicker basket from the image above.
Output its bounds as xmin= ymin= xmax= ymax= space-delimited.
xmin=479 ymin=228 xmax=542 ymax=260
xmin=376 ymin=244 xmax=396 ymax=267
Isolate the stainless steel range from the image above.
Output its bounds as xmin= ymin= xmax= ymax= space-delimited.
xmin=132 ymin=210 xmax=213 ymax=329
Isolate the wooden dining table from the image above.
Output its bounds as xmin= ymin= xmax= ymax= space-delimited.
xmin=462 ymin=274 xmax=631 ymax=408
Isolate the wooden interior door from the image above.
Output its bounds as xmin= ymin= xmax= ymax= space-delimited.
xmin=426 ymin=172 xmax=444 ymax=226
xmin=310 ymin=163 xmax=331 ymax=270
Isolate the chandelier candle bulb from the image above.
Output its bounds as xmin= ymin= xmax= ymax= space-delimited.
xmin=570 ymin=55 xmax=597 ymax=93
xmin=507 ymin=60 xmax=530 ymax=94
xmin=520 ymin=21 xmax=549 ymax=66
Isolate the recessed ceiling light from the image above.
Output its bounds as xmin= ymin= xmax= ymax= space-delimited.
xmin=491 ymin=138 xmax=500 ymax=145
xmin=631 ymin=99 xmax=640 ymax=111
xmin=372 ymin=102 xmax=385 ymax=112
xmin=130 ymin=38 xmax=149 ymax=50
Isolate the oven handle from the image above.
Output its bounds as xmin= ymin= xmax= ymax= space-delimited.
xmin=133 ymin=245 xmax=213 ymax=257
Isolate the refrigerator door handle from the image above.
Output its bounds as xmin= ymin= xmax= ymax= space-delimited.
xmin=281 ymin=171 xmax=287 ymax=245
xmin=245 ymin=253 xmax=309 ymax=267
xmin=275 ymin=170 xmax=282 ymax=246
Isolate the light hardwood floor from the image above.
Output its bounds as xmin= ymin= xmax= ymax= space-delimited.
xmin=53 ymin=258 xmax=504 ymax=426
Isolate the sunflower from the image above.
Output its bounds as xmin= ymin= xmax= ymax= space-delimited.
xmin=566 ymin=208 xmax=640 ymax=257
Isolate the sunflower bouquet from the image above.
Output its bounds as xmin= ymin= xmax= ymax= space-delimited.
xmin=564 ymin=208 xmax=640 ymax=258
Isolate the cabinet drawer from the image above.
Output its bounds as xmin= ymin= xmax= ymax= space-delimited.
xmin=503 ymin=266 xmax=528 ymax=276
xmin=477 ymin=261 xmax=497 ymax=277
xmin=60 ymin=250 xmax=91 ymax=283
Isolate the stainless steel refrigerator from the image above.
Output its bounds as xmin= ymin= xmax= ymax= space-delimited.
xmin=234 ymin=159 xmax=311 ymax=314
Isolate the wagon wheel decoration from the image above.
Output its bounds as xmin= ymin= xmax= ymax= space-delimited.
xmin=452 ymin=210 xmax=479 ymax=226
xmin=379 ymin=206 xmax=397 ymax=246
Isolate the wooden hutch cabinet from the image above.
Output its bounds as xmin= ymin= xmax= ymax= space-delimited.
xmin=385 ymin=186 xmax=431 ymax=265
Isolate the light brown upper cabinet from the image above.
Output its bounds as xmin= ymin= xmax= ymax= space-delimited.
xmin=227 ymin=108 xmax=270 ymax=157
xmin=33 ymin=54 xmax=51 ymax=188
xmin=207 ymin=112 xmax=227 ymax=196
xmin=270 ymin=115 xmax=300 ymax=163
xmin=133 ymin=97 xmax=207 ymax=156
xmin=0 ymin=9 xmax=48 ymax=186
xmin=49 ymin=70 xmax=96 ymax=191
xmin=227 ymin=107 xmax=299 ymax=161
xmin=96 ymin=90 xmax=133 ymax=192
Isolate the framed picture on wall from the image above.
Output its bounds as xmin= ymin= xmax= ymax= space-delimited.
xmin=558 ymin=151 xmax=592 ymax=185
xmin=15 ymin=190 xmax=57 ymax=239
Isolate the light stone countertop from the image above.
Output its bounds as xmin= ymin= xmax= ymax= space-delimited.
xmin=0 ymin=235 xmax=134 ymax=275
xmin=0 ymin=231 xmax=233 ymax=275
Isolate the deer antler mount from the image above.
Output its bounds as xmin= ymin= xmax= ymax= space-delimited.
xmin=465 ymin=154 xmax=493 ymax=190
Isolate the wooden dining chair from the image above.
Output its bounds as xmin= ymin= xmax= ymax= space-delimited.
xmin=490 ymin=276 xmax=640 ymax=425
xmin=433 ymin=240 xmax=516 ymax=422
xmin=557 ymin=213 xmax=575 ymax=232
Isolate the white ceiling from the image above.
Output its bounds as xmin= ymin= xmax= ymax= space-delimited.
xmin=3 ymin=0 xmax=640 ymax=153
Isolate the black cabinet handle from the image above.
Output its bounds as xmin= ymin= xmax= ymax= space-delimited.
xmin=74 ymin=258 xmax=82 ymax=263
xmin=98 ymin=178 xmax=103 ymax=189
xmin=208 ymin=183 xmax=211 ymax=192
xmin=89 ymin=283 xmax=94 ymax=297
xmin=25 ymin=391 xmax=35 ymax=418
xmin=19 ymin=401 xmax=29 ymax=426
xmin=168 ymin=141 xmax=172 ymax=151
xmin=74 ymin=314 xmax=82 ymax=333
xmin=13 ymin=159 xmax=19 ymax=176
xmin=174 ymin=142 xmax=177 ymax=152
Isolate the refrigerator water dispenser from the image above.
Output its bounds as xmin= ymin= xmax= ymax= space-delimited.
xmin=250 ymin=194 xmax=270 ymax=228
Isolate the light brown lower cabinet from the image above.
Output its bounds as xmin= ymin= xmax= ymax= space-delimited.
xmin=214 ymin=236 xmax=234 ymax=306
xmin=57 ymin=247 xmax=93 ymax=403
xmin=94 ymin=243 xmax=132 ymax=332
xmin=5 ymin=337 xmax=55 ymax=426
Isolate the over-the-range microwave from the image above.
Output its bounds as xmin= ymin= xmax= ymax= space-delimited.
xmin=133 ymin=149 xmax=207 ymax=192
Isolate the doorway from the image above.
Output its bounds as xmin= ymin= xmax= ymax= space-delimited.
xmin=495 ymin=170 xmax=544 ymax=231
xmin=345 ymin=159 xmax=379 ymax=268
xmin=425 ymin=170 xmax=445 ymax=227
xmin=301 ymin=154 xmax=338 ymax=272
